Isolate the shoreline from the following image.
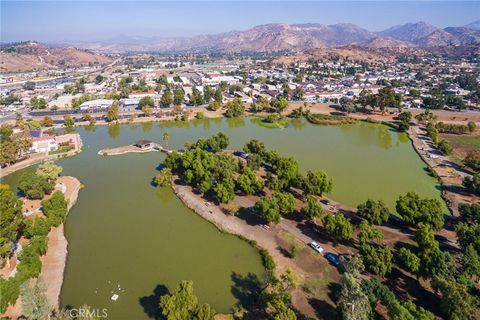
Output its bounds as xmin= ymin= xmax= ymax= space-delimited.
xmin=1 ymin=176 xmax=81 ymax=319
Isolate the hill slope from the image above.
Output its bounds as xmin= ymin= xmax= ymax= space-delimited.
xmin=0 ymin=42 xmax=112 ymax=72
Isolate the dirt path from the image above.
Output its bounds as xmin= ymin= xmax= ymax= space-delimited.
xmin=408 ymin=123 xmax=479 ymax=215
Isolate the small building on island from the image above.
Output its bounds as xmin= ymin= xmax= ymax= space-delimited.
xmin=134 ymin=139 xmax=153 ymax=149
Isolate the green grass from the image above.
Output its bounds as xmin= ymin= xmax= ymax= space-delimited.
xmin=279 ymin=231 xmax=307 ymax=249
xmin=251 ymin=116 xmax=289 ymax=129
xmin=49 ymin=146 xmax=72 ymax=155
xmin=443 ymin=135 xmax=480 ymax=148
xmin=302 ymin=272 xmax=335 ymax=299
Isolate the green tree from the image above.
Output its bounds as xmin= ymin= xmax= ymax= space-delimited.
xmin=357 ymin=199 xmax=389 ymax=225
xmin=163 ymin=132 xmax=170 ymax=147
xmin=463 ymin=173 xmax=480 ymax=195
xmin=139 ymin=96 xmax=155 ymax=109
xmin=106 ymin=101 xmax=120 ymax=122
xmin=0 ymin=184 xmax=23 ymax=265
xmin=236 ymin=166 xmax=264 ymax=195
xmin=225 ymin=98 xmax=245 ymax=118
xmin=437 ymin=139 xmax=452 ymax=155
xmin=463 ymin=151 xmax=480 ymax=172
xmin=63 ymin=116 xmax=75 ymax=132
xmin=301 ymin=195 xmax=323 ymax=222
xmin=396 ymin=247 xmax=420 ymax=275
xmin=359 ymin=243 xmax=393 ymax=277
xmin=299 ymin=170 xmax=333 ymax=196
xmin=20 ymin=278 xmax=51 ymax=320
xmin=459 ymin=203 xmax=480 ymax=224
xmin=395 ymin=192 xmax=444 ymax=230
xmin=18 ymin=171 xmax=55 ymax=199
xmin=159 ymin=281 xmax=215 ymax=320
xmin=174 ymin=89 xmax=185 ymax=105
xmin=36 ymin=161 xmax=62 ymax=182
xmin=41 ymin=191 xmax=68 ymax=227
xmin=432 ymin=277 xmax=479 ymax=320
xmin=462 ymin=244 xmax=480 ymax=280
xmin=207 ymin=101 xmax=222 ymax=111
xmin=161 ymin=90 xmax=173 ymax=107
xmin=323 ymin=212 xmax=353 ymax=245
xmin=337 ymin=273 xmax=371 ymax=320
xmin=154 ymin=168 xmax=172 ymax=187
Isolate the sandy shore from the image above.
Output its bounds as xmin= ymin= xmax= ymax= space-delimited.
xmin=98 ymin=144 xmax=159 ymax=156
xmin=1 ymin=176 xmax=81 ymax=319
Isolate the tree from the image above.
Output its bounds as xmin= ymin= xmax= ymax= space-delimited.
xmin=139 ymin=96 xmax=155 ymax=109
xmin=63 ymin=116 xmax=75 ymax=132
xmin=323 ymin=212 xmax=353 ymax=245
xmin=459 ymin=203 xmax=480 ymax=224
xmin=41 ymin=191 xmax=68 ymax=227
xmin=142 ymin=105 xmax=153 ymax=117
xmin=207 ymin=101 xmax=221 ymax=111
xmin=243 ymin=139 xmax=266 ymax=156
xmin=161 ymin=90 xmax=173 ymax=107
xmin=467 ymin=121 xmax=476 ymax=133
xmin=432 ymin=277 xmax=478 ymax=320
xmin=159 ymin=281 xmax=215 ymax=320
xmin=0 ymin=184 xmax=23 ymax=265
xmin=395 ymin=192 xmax=444 ymax=230
xmin=18 ymin=171 xmax=55 ymax=200
xmin=463 ymin=151 xmax=480 ymax=172
xmin=376 ymin=87 xmax=402 ymax=112
xmin=163 ymin=132 xmax=170 ymax=147
xmin=299 ymin=170 xmax=333 ymax=196
xmin=30 ymin=96 xmax=47 ymax=109
xmin=396 ymin=247 xmax=420 ymax=275
xmin=174 ymin=89 xmax=185 ymax=105
xmin=357 ymin=199 xmax=389 ymax=225
xmin=106 ymin=101 xmax=119 ymax=122
xmin=455 ymin=222 xmax=480 ymax=253
xmin=254 ymin=192 xmax=295 ymax=223
xmin=41 ymin=116 xmax=54 ymax=127
xmin=359 ymin=243 xmax=393 ymax=277
xmin=463 ymin=173 xmax=480 ymax=195
xmin=36 ymin=161 xmax=62 ymax=181
xmin=462 ymin=244 xmax=480 ymax=280
xmin=397 ymin=111 xmax=412 ymax=131
xmin=23 ymin=81 xmax=35 ymax=90
xmin=270 ymin=97 xmax=289 ymax=114
xmin=20 ymin=278 xmax=51 ymax=320
xmin=437 ymin=139 xmax=452 ymax=155
xmin=301 ymin=195 xmax=323 ymax=222
xmin=357 ymin=221 xmax=384 ymax=245
xmin=414 ymin=224 xmax=439 ymax=263
xmin=236 ymin=166 xmax=264 ymax=195
xmin=154 ymin=168 xmax=172 ymax=187
xmin=337 ymin=273 xmax=371 ymax=320
xmin=225 ymin=98 xmax=245 ymax=118
xmin=95 ymin=74 xmax=104 ymax=84
xmin=213 ymin=178 xmax=235 ymax=204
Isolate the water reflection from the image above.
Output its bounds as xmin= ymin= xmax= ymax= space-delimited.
xmin=107 ymin=123 xmax=121 ymax=138
xmin=226 ymin=117 xmax=246 ymax=128
xmin=142 ymin=121 xmax=153 ymax=133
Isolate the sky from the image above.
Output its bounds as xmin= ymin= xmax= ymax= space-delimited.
xmin=1 ymin=1 xmax=479 ymax=43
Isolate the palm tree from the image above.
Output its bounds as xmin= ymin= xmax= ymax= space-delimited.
xmin=163 ymin=132 xmax=169 ymax=148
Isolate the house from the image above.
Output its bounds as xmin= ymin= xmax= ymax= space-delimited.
xmin=30 ymin=136 xmax=58 ymax=153
xmin=134 ymin=139 xmax=153 ymax=149
xmin=79 ymin=99 xmax=114 ymax=110
xmin=121 ymin=98 xmax=140 ymax=112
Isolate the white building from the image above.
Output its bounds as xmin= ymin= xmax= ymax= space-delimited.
xmin=30 ymin=136 xmax=58 ymax=153
xmin=79 ymin=99 xmax=114 ymax=110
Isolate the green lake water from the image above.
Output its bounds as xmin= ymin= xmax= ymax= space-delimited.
xmin=1 ymin=117 xmax=445 ymax=319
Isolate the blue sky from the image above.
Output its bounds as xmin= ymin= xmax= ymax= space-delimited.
xmin=1 ymin=1 xmax=479 ymax=42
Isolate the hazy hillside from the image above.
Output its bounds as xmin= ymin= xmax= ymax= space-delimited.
xmin=0 ymin=42 xmax=112 ymax=72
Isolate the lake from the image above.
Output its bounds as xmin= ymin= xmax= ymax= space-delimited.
xmin=2 ymin=117 xmax=445 ymax=319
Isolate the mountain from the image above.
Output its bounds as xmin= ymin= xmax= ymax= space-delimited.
xmin=0 ymin=41 xmax=112 ymax=72
xmin=464 ymin=19 xmax=480 ymax=30
xmin=61 ymin=23 xmax=379 ymax=53
xmin=363 ymin=37 xmax=415 ymax=48
xmin=443 ymin=27 xmax=480 ymax=44
xmin=377 ymin=22 xmax=439 ymax=42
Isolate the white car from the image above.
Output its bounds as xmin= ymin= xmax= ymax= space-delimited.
xmin=309 ymin=241 xmax=324 ymax=254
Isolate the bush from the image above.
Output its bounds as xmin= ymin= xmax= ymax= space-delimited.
xmin=259 ymin=249 xmax=275 ymax=272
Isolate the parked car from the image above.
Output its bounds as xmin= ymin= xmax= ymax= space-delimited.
xmin=325 ymin=252 xmax=341 ymax=267
xmin=309 ymin=241 xmax=324 ymax=254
